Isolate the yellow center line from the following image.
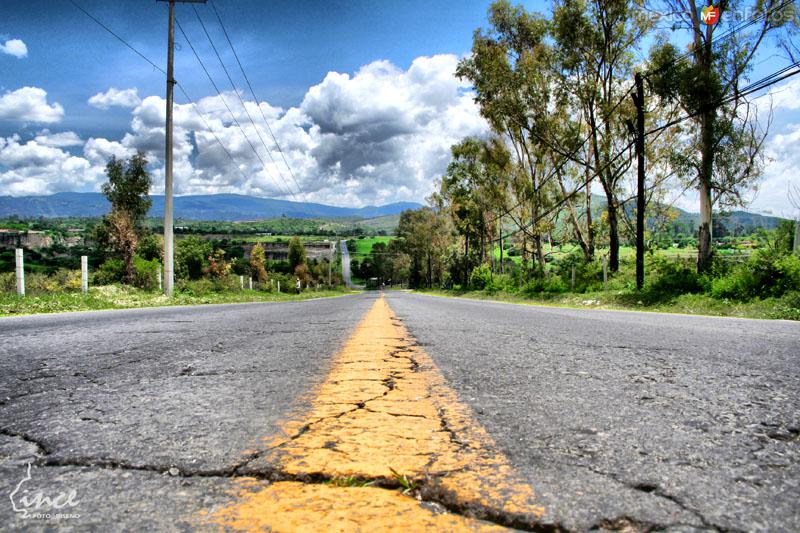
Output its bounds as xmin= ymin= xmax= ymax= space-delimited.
xmin=205 ymin=295 xmax=544 ymax=530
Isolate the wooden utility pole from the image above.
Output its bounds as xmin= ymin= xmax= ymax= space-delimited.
xmin=633 ymin=72 xmax=646 ymax=291
xmin=160 ymin=0 xmax=206 ymax=297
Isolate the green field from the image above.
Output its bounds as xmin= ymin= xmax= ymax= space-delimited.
xmin=349 ymin=236 xmax=395 ymax=256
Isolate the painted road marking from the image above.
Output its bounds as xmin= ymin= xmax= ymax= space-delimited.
xmin=208 ymin=295 xmax=543 ymax=530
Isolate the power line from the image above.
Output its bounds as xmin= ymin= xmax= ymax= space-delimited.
xmin=175 ymin=17 xmax=294 ymax=199
xmin=646 ymin=60 xmax=800 ymax=136
xmin=191 ymin=5 xmax=302 ymax=200
xmin=68 ymin=1 xmax=266 ymax=196
xmin=644 ymin=0 xmax=796 ymax=79
xmin=208 ymin=0 xmax=306 ymax=199
xmin=68 ymin=0 xmax=166 ymax=75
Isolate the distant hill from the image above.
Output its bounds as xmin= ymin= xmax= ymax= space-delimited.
xmin=0 ymin=192 xmax=423 ymax=221
xmin=587 ymin=198 xmax=786 ymax=233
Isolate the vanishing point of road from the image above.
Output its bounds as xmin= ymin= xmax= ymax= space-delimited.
xmin=1 ymin=292 xmax=798 ymax=531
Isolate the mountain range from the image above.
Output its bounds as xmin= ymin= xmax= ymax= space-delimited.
xmin=0 ymin=192 xmax=423 ymax=221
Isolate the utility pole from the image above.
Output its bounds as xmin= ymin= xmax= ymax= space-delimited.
xmin=633 ymin=72 xmax=646 ymax=291
xmin=159 ymin=0 xmax=206 ymax=297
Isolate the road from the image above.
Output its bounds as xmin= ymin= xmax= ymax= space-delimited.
xmin=339 ymin=239 xmax=362 ymax=289
xmin=0 ymin=292 xmax=798 ymax=531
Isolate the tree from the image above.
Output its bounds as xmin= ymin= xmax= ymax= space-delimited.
xmin=106 ymin=210 xmax=138 ymax=284
xmin=205 ymin=249 xmax=231 ymax=279
xmin=102 ymin=152 xmax=152 ymax=227
xmin=288 ymin=237 xmax=306 ymax=270
xmin=175 ymin=236 xmax=211 ymax=280
xmin=457 ymin=1 xmax=568 ymax=272
xmin=648 ymin=0 xmax=796 ymax=271
xmin=250 ymin=243 xmax=268 ymax=283
xmin=551 ymin=0 xmax=651 ymax=271
xmin=396 ymin=208 xmax=454 ymax=288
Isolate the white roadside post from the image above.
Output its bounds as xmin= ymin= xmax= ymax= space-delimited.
xmin=603 ymin=256 xmax=608 ymax=291
xmin=239 ymin=275 xmax=244 ymax=290
xmin=81 ymin=256 xmax=88 ymax=293
xmin=571 ymin=265 xmax=576 ymax=290
xmin=249 ymin=277 xmax=253 ymax=290
xmin=15 ymin=248 xmax=24 ymax=297
xmin=158 ymin=269 xmax=163 ymax=291
xmin=277 ymin=280 xmax=280 ymax=293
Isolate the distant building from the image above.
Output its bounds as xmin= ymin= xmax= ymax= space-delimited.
xmin=242 ymin=240 xmax=335 ymax=261
xmin=0 ymin=229 xmax=54 ymax=250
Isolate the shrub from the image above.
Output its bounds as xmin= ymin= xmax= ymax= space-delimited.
xmin=133 ymin=255 xmax=161 ymax=291
xmin=645 ymin=256 xmax=703 ymax=297
xmin=521 ymin=274 xmax=568 ymax=295
xmin=176 ymin=236 xmax=212 ymax=280
xmin=469 ymin=263 xmax=493 ymax=290
xmin=711 ymin=250 xmax=800 ymax=300
xmin=93 ymin=258 xmax=126 ymax=285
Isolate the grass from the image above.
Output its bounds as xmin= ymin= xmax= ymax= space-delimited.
xmin=491 ymin=245 xmax=750 ymax=263
xmin=349 ymin=236 xmax=394 ymax=256
xmin=418 ymin=288 xmax=798 ymax=321
xmin=0 ymin=285 xmax=357 ymax=317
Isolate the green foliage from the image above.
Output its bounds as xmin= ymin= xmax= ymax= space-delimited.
xmin=249 ymin=243 xmax=268 ymax=282
xmin=711 ymin=251 xmax=800 ymax=300
xmin=137 ymin=233 xmax=163 ymax=261
xmin=101 ymin=152 xmax=152 ymax=225
xmin=469 ymin=263 xmax=494 ymax=290
xmin=133 ymin=255 xmax=161 ymax=291
xmin=175 ymin=236 xmax=212 ymax=280
xmin=93 ymin=258 xmax=126 ymax=285
xmin=641 ymin=256 xmax=703 ymax=302
xmin=288 ymin=237 xmax=306 ymax=270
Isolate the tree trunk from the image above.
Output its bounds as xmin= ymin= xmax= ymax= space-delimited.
xmin=586 ymin=147 xmax=595 ymax=260
xmin=427 ymin=253 xmax=432 ymax=289
xmin=697 ymin=110 xmax=715 ymax=272
xmin=605 ymin=190 xmax=619 ymax=272
xmin=499 ymin=213 xmax=504 ymax=274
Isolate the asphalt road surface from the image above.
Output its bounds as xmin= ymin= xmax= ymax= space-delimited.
xmin=1 ymin=292 xmax=798 ymax=531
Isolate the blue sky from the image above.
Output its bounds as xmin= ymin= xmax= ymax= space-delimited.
xmin=0 ymin=0 xmax=798 ymax=216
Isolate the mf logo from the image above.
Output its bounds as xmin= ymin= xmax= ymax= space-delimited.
xmin=699 ymin=4 xmax=720 ymax=25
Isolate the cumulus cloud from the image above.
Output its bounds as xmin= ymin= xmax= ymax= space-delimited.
xmin=34 ymin=129 xmax=83 ymax=148
xmin=0 ymin=135 xmax=100 ymax=195
xmin=0 ymin=38 xmax=27 ymax=58
xmin=0 ymin=87 xmax=64 ymax=123
xmin=3 ymin=55 xmax=488 ymax=203
xmin=88 ymin=87 xmax=141 ymax=110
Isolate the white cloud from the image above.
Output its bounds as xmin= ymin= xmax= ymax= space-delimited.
xmin=0 ymin=135 xmax=100 ymax=195
xmin=0 ymin=87 xmax=64 ymax=123
xmin=88 ymin=87 xmax=141 ymax=110
xmin=0 ymin=38 xmax=27 ymax=59
xmin=34 ymin=129 xmax=83 ymax=148
xmin=750 ymin=121 xmax=800 ymax=218
xmin=1 ymin=55 xmax=489 ymax=204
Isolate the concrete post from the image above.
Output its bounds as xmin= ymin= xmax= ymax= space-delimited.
xmin=158 ymin=269 xmax=162 ymax=291
xmin=81 ymin=255 xmax=88 ymax=293
xmin=249 ymin=277 xmax=253 ymax=290
xmin=603 ymin=256 xmax=608 ymax=291
xmin=571 ymin=265 xmax=576 ymax=290
xmin=277 ymin=281 xmax=280 ymax=293
xmin=15 ymin=248 xmax=24 ymax=297
xmin=239 ymin=275 xmax=244 ymax=290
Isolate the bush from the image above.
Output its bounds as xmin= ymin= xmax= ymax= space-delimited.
xmin=711 ymin=250 xmax=800 ymax=300
xmin=93 ymin=258 xmax=126 ymax=285
xmin=176 ymin=236 xmax=212 ymax=280
xmin=644 ymin=256 xmax=703 ymax=298
xmin=521 ymin=274 xmax=568 ymax=295
xmin=133 ymin=255 xmax=161 ymax=291
xmin=469 ymin=264 xmax=493 ymax=290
